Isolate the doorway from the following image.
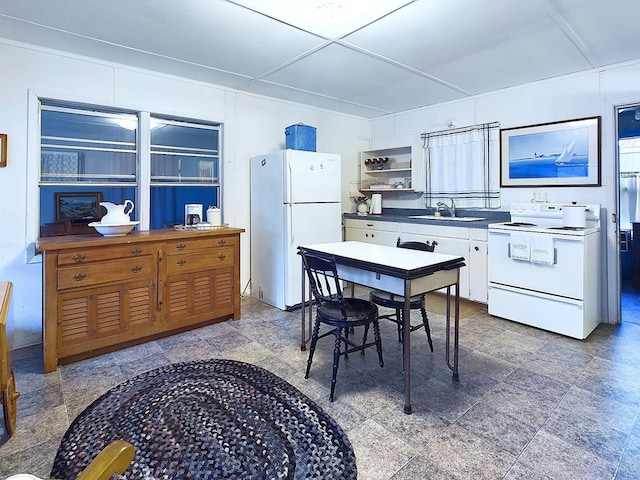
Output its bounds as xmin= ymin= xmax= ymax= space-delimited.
xmin=618 ymin=104 xmax=640 ymax=325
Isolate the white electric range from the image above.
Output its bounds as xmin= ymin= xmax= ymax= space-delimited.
xmin=487 ymin=203 xmax=601 ymax=339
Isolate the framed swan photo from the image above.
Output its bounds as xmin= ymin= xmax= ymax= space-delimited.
xmin=500 ymin=116 xmax=601 ymax=187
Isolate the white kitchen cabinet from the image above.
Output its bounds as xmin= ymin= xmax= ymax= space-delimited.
xmin=359 ymin=145 xmax=425 ymax=194
xmin=344 ymin=218 xmax=400 ymax=246
xmin=469 ymin=229 xmax=488 ymax=303
xmin=400 ymin=223 xmax=470 ymax=300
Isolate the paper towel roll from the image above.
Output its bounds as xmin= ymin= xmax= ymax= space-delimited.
xmin=369 ymin=194 xmax=382 ymax=215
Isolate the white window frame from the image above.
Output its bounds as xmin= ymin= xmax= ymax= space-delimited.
xmin=26 ymin=90 xmax=224 ymax=262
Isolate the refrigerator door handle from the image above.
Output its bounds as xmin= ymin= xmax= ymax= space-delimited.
xmin=287 ymin=162 xmax=293 ymax=204
xmin=287 ymin=203 xmax=294 ymax=247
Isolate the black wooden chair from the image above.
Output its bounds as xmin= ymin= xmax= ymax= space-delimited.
xmin=300 ymin=250 xmax=384 ymax=402
xmin=369 ymin=237 xmax=436 ymax=352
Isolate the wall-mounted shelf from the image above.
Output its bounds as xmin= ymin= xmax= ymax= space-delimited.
xmin=359 ymin=145 xmax=424 ymax=193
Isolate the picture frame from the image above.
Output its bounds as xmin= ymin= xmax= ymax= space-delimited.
xmin=0 ymin=134 xmax=6 ymax=168
xmin=55 ymin=192 xmax=103 ymax=223
xmin=500 ymin=116 xmax=601 ymax=187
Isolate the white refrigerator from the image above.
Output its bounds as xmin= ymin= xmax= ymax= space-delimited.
xmin=250 ymin=150 xmax=342 ymax=310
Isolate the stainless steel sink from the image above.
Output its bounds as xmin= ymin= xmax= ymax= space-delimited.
xmin=408 ymin=215 xmax=487 ymax=222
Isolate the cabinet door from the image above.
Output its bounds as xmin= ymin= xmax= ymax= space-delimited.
xmin=210 ymin=266 xmax=235 ymax=316
xmin=165 ymin=266 xmax=235 ymax=326
xmin=469 ymin=240 xmax=488 ymax=303
xmin=123 ymin=280 xmax=158 ymax=329
xmin=400 ymin=232 xmax=470 ymax=299
xmin=165 ymin=272 xmax=191 ymax=323
xmin=57 ymin=280 xmax=156 ymax=357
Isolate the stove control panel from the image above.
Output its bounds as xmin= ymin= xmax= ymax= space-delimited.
xmin=510 ymin=203 xmax=563 ymax=218
xmin=509 ymin=203 xmax=600 ymax=228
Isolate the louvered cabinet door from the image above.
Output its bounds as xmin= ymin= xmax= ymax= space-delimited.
xmin=164 ymin=272 xmax=191 ymax=324
xmin=57 ymin=285 xmax=125 ymax=359
xmin=210 ymin=266 xmax=234 ymax=316
xmin=57 ymin=281 xmax=156 ymax=359
xmin=124 ymin=280 xmax=156 ymax=330
xmin=164 ymin=266 xmax=235 ymax=326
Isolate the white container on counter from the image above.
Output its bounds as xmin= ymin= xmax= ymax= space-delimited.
xmin=206 ymin=206 xmax=222 ymax=225
xmin=562 ymin=203 xmax=586 ymax=228
xmin=369 ymin=193 xmax=382 ymax=215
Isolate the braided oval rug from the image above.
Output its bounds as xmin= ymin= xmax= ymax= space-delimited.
xmin=50 ymin=359 xmax=357 ymax=480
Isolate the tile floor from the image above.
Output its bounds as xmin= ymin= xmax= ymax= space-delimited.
xmin=1 ymin=292 xmax=640 ymax=479
xmin=621 ymin=279 xmax=640 ymax=326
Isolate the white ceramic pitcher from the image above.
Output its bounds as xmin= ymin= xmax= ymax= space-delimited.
xmin=100 ymin=200 xmax=134 ymax=224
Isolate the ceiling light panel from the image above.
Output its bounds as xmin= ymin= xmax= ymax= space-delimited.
xmin=231 ymin=0 xmax=415 ymax=38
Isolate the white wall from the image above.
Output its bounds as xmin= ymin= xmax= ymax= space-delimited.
xmin=369 ymin=59 xmax=640 ymax=325
xmin=4 ymin=37 xmax=638 ymax=348
xmin=0 ymin=39 xmax=369 ymax=349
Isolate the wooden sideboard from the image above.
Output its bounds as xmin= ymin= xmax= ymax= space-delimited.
xmin=37 ymin=227 xmax=244 ymax=372
xmin=1 ymin=281 xmax=20 ymax=436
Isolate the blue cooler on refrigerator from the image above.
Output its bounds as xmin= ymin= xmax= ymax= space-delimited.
xmin=285 ymin=124 xmax=316 ymax=151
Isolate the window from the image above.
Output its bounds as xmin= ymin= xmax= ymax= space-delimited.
xmin=39 ymin=101 xmax=221 ymax=232
xmin=421 ymin=122 xmax=500 ymax=209
xmin=149 ymin=117 xmax=220 ymax=229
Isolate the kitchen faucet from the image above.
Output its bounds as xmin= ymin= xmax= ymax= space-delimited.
xmin=436 ymin=198 xmax=456 ymax=217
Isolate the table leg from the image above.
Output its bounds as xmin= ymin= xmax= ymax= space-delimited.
xmin=445 ymin=280 xmax=460 ymax=381
xmin=403 ymin=278 xmax=412 ymax=414
xmin=301 ymin=260 xmax=309 ymax=351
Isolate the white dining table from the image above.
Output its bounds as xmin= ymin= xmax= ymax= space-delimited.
xmin=298 ymin=241 xmax=466 ymax=414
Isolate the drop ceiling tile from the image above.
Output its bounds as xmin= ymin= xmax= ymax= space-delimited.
xmin=0 ymin=15 xmax=254 ymax=89
xmin=259 ymin=43 xmax=466 ymax=112
xmin=343 ymin=0 xmax=592 ymax=93
xmin=548 ymin=0 xmax=640 ymax=66
xmin=0 ymin=0 xmax=327 ymax=77
xmin=241 ymin=80 xmax=388 ymax=118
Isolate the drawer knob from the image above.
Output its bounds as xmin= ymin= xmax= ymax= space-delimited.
xmin=131 ymin=248 xmax=143 ymax=256
xmin=218 ymin=239 xmax=227 ymax=246
xmin=218 ymin=254 xmax=226 ymax=261
xmin=73 ymin=273 xmax=87 ymax=282
xmin=72 ymin=254 xmax=86 ymax=263
xmin=176 ymin=243 xmax=186 ymax=250
xmin=177 ymin=259 xmax=186 ymax=267
xmin=131 ymin=265 xmax=143 ymax=274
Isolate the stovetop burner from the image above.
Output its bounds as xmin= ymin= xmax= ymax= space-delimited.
xmin=503 ymin=222 xmax=537 ymax=227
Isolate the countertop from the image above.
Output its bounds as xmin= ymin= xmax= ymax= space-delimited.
xmin=37 ymin=226 xmax=245 ymax=251
xmin=343 ymin=208 xmax=510 ymax=229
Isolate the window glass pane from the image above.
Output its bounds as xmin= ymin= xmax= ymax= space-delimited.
xmin=150 ymin=185 xmax=219 ymax=229
xmin=40 ymin=186 xmax=136 ymax=225
xmin=150 ymin=119 xmax=220 ymax=185
xmin=40 ymin=104 xmax=137 ymax=184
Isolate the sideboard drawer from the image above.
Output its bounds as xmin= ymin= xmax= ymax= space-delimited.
xmin=165 ymin=236 xmax=236 ymax=253
xmin=166 ymin=246 xmax=234 ymax=275
xmin=58 ymin=257 xmax=155 ymax=290
xmin=58 ymin=244 xmax=154 ymax=266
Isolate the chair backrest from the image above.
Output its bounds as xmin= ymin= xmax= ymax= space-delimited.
xmin=300 ymin=251 xmax=345 ymax=307
xmin=396 ymin=237 xmax=436 ymax=252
